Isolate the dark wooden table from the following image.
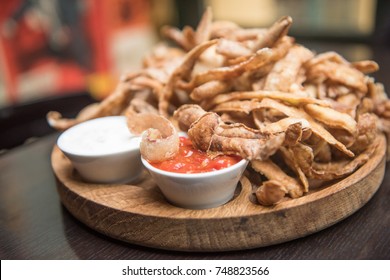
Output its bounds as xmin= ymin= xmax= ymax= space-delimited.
xmin=1 ymin=42 xmax=390 ymax=260
xmin=0 ymin=132 xmax=389 ymax=260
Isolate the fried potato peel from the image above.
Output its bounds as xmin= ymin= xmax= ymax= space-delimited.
xmin=174 ymin=104 xmax=290 ymax=161
xmin=47 ymin=9 xmax=390 ymax=206
xmin=127 ymin=112 xmax=179 ymax=163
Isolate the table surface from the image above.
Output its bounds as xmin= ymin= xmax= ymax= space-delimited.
xmin=1 ymin=42 xmax=390 ymax=260
xmin=0 ymin=132 xmax=389 ymax=260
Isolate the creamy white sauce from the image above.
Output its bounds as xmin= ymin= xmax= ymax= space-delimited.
xmin=58 ymin=116 xmax=140 ymax=156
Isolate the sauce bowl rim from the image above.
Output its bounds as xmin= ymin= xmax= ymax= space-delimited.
xmin=141 ymin=155 xmax=248 ymax=179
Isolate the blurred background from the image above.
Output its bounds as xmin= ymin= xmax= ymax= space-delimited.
xmin=0 ymin=0 xmax=389 ymax=149
xmin=1 ymin=0 xmax=390 ymax=105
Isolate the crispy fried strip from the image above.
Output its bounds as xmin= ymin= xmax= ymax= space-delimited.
xmin=207 ymin=90 xmax=330 ymax=111
xmin=161 ymin=7 xmax=212 ymax=51
xmin=310 ymin=137 xmax=332 ymax=163
xmin=194 ymin=6 xmax=213 ymax=45
xmin=215 ymin=120 xmax=304 ymax=146
xmin=280 ymin=144 xmax=311 ymax=191
xmin=307 ymin=60 xmax=368 ymax=93
xmin=258 ymin=98 xmax=354 ymax=157
xmin=333 ymin=94 xmax=360 ymax=118
xmin=351 ymin=60 xmax=379 ymax=74
xmin=205 ymin=133 xmax=285 ymax=160
xmin=311 ymin=138 xmax=379 ymax=180
xmin=126 ymin=76 xmax=164 ymax=99
xmin=175 ymin=104 xmax=290 ymax=160
xmin=47 ymin=111 xmax=80 ymax=131
xmin=210 ymin=20 xmax=240 ymax=39
xmin=282 ymin=139 xmax=379 ymax=181
xmin=348 ymin=113 xmax=378 ymax=154
xmin=124 ymin=98 xmax=158 ymax=116
xmin=215 ymin=123 xmax=267 ymax=139
xmin=256 ymin=180 xmax=287 ymax=206
xmin=251 ymin=159 xmax=303 ymax=198
xmin=190 ymin=37 xmax=293 ymax=87
xmin=216 ymin=38 xmax=252 ymax=58
xmin=263 ymin=45 xmax=314 ymax=91
xmin=182 ymin=26 xmax=196 ymax=48
xmin=304 ymin=103 xmax=357 ymax=135
xmin=141 ymin=44 xmax=185 ymax=71
xmin=251 ymin=16 xmax=292 ymax=51
xmin=215 ymin=26 xmax=266 ymax=42
xmin=47 ymin=83 xmax=132 ymax=131
xmin=254 ymin=116 xmax=310 ymax=134
xmin=213 ymin=100 xmax=263 ymax=114
xmin=161 ymin=25 xmax=194 ymax=51
xmin=305 ymin=51 xmax=349 ymax=68
xmin=191 ymin=47 xmax=275 ymax=87
xmin=190 ymin=80 xmax=232 ymax=101
xmin=158 ymin=39 xmax=218 ymax=116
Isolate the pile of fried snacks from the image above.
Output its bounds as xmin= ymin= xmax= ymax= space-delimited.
xmin=48 ymin=8 xmax=390 ymax=206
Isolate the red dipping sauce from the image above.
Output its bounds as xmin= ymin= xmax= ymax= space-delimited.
xmin=150 ymin=137 xmax=242 ymax=174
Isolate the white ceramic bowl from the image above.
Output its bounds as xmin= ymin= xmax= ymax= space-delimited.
xmin=57 ymin=116 xmax=142 ymax=184
xmin=141 ymin=156 xmax=248 ymax=209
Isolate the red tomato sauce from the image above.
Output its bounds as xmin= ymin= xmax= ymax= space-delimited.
xmin=150 ymin=137 xmax=242 ymax=174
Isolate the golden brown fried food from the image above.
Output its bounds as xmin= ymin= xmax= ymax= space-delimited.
xmin=207 ymin=90 xmax=330 ymax=111
xmin=47 ymin=82 xmax=133 ymax=131
xmin=127 ymin=113 xmax=179 ymax=163
xmin=263 ymin=45 xmax=313 ymax=92
xmin=162 ymin=7 xmax=213 ymax=51
xmin=174 ymin=104 xmax=303 ymax=161
xmin=257 ymin=98 xmax=354 ymax=157
xmin=251 ymin=159 xmax=304 ymax=199
xmin=251 ymin=16 xmax=293 ymax=51
xmin=158 ymin=39 xmax=218 ymax=116
xmin=47 ymin=8 xmax=390 ymax=206
xmin=304 ymin=103 xmax=357 ymax=135
xmin=255 ymin=180 xmax=287 ymax=206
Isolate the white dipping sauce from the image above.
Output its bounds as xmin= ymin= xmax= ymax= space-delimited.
xmin=58 ymin=116 xmax=140 ymax=156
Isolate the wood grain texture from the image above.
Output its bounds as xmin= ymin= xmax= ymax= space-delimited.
xmin=51 ymin=134 xmax=386 ymax=252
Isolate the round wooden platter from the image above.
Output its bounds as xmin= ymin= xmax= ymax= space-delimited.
xmin=51 ymin=134 xmax=386 ymax=252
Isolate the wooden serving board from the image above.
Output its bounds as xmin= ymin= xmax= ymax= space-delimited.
xmin=51 ymin=135 xmax=386 ymax=252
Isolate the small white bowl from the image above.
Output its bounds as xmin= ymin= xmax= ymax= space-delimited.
xmin=141 ymin=156 xmax=248 ymax=209
xmin=57 ymin=116 xmax=142 ymax=184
